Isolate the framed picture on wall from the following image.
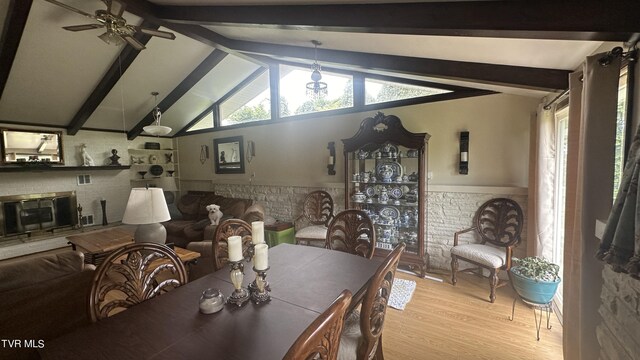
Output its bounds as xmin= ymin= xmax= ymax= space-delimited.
xmin=213 ymin=136 xmax=244 ymax=174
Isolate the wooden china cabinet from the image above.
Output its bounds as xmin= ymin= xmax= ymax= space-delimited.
xmin=342 ymin=112 xmax=430 ymax=277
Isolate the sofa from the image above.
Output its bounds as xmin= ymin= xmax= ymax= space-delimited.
xmin=0 ymin=251 xmax=95 ymax=360
xmin=163 ymin=191 xmax=261 ymax=248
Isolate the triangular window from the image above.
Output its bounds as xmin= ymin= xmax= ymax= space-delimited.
xmin=365 ymin=78 xmax=451 ymax=105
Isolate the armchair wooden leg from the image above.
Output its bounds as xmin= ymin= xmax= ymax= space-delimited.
xmin=451 ymin=256 xmax=458 ymax=285
xmin=374 ymin=334 xmax=384 ymax=360
xmin=489 ymin=269 xmax=498 ymax=303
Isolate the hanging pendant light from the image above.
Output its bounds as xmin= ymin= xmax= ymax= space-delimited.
xmin=143 ymin=92 xmax=171 ymax=136
xmin=306 ymin=40 xmax=328 ymax=99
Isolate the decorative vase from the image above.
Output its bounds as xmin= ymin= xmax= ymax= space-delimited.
xmin=509 ymin=268 xmax=561 ymax=304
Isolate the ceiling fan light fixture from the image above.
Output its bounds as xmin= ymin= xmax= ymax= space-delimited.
xmin=98 ymin=31 xmax=124 ymax=46
xmin=306 ymin=40 xmax=328 ymax=99
xmin=143 ymin=92 xmax=172 ymax=136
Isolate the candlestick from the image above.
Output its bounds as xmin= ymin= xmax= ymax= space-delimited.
xmin=250 ymin=266 xmax=271 ymax=304
xmin=251 ymin=221 xmax=265 ymax=245
xmin=228 ymin=260 xmax=250 ymax=307
xmin=228 ymin=236 xmax=243 ymax=262
xmin=254 ymin=243 xmax=269 ymax=270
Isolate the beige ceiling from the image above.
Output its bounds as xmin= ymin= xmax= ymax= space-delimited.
xmin=0 ymin=0 xmax=628 ymax=138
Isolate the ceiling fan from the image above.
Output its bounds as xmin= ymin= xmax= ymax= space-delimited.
xmin=44 ymin=0 xmax=175 ymax=50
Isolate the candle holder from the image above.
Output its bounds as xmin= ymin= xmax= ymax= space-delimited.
xmin=245 ymin=242 xmax=255 ymax=262
xmin=250 ymin=266 xmax=271 ymax=304
xmin=227 ymin=260 xmax=250 ymax=307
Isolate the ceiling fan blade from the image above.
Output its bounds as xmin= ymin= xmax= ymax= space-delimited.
xmin=105 ymin=0 xmax=126 ymax=18
xmin=63 ymin=24 xmax=105 ymax=32
xmin=43 ymin=0 xmax=96 ymax=19
xmin=122 ymin=34 xmax=146 ymax=50
xmin=137 ymin=28 xmax=176 ymax=40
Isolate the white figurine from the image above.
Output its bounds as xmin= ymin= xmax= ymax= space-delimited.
xmin=206 ymin=204 xmax=223 ymax=226
xmin=80 ymin=144 xmax=95 ymax=166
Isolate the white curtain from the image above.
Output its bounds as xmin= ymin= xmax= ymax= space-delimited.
xmin=528 ymin=102 xmax=557 ymax=259
xmin=563 ymin=53 xmax=621 ymax=360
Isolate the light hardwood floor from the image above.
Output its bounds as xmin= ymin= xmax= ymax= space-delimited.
xmin=383 ymin=271 xmax=563 ymax=360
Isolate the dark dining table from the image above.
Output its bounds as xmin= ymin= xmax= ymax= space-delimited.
xmin=40 ymin=244 xmax=381 ymax=360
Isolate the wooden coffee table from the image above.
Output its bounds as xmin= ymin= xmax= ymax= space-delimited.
xmin=66 ymin=228 xmax=200 ymax=268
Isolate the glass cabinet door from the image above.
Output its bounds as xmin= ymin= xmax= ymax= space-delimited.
xmin=347 ymin=143 xmax=421 ymax=256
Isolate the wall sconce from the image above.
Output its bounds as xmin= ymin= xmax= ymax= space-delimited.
xmin=327 ymin=141 xmax=336 ymax=175
xmin=459 ymin=131 xmax=469 ymax=175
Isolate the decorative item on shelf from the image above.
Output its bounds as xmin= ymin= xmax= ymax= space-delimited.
xmin=407 ymin=149 xmax=419 ymax=158
xmin=379 ymin=187 xmax=389 ymax=203
xmin=459 ymin=130 xmax=469 ymax=175
xmin=327 ymin=141 xmax=336 ymax=175
xmin=352 ymin=173 xmax=360 ymax=182
xmin=227 ymin=235 xmax=250 ymax=307
xmin=352 ymin=191 xmax=366 ymax=203
xmin=402 ymin=174 xmax=409 ymax=182
xmin=408 ymin=172 xmax=418 ymax=182
xmin=108 ymin=149 xmax=121 ymax=166
xmin=390 ymin=186 xmax=403 ymax=205
xmin=80 ymin=143 xmax=95 ymax=166
xmin=167 ymin=170 xmax=175 ymax=177
xmin=122 ymin=187 xmax=171 ymax=244
xmin=137 ymin=171 xmax=147 ymax=179
xmin=149 ymin=155 xmax=158 ymax=164
xmin=143 ymin=92 xmax=172 ymax=136
xmin=405 ymin=188 xmax=418 ymax=203
xmin=357 ymin=149 xmax=369 ymax=160
xmin=199 ymin=288 xmax=225 ymax=314
xmin=305 ymin=40 xmax=328 ymax=99
xmin=165 ymin=153 xmax=173 ymax=164
xmin=144 ymin=142 xmax=161 ymax=150
xmin=100 ymin=198 xmax=108 ymax=225
xmin=131 ymin=156 xmax=144 ymax=164
xmin=149 ymin=165 xmax=163 ymax=177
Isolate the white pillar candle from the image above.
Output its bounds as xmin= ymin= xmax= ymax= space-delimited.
xmin=328 ymin=156 xmax=334 ymax=165
xmin=254 ymin=243 xmax=269 ymax=270
xmin=228 ymin=236 xmax=243 ymax=262
xmin=252 ymin=221 xmax=265 ymax=244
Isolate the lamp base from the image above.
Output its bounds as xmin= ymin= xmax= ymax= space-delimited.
xmin=134 ymin=223 xmax=166 ymax=244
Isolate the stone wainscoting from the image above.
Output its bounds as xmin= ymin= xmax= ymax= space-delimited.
xmin=181 ymin=180 xmax=527 ymax=272
xmin=597 ymin=266 xmax=640 ymax=360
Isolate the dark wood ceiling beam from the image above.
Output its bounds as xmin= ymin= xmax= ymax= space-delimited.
xmin=235 ymin=41 xmax=569 ymax=91
xmin=118 ymin=0 xmax=568 ymax=90
xmin=0 ymin=0 xmax=32 ymax=101
xmin=127 ymin=49 xmax=228 ymax=140
xmin=66 ymin=20 xmax=157 ymax=135
xmin=156 ymin=1 xmax=639 ymax=41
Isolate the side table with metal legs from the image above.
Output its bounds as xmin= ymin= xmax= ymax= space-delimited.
xmin=509 ymin=297 xmax=553 ymax=341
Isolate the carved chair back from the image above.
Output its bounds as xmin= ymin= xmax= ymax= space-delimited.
xmin=212 ymin=219 xmax=253 ymax=271
xmin=326 ymin=210 xmax=376 ymax=259
xmin=283 ymin=290 xmax=352 ymax=360
xmin=301 ymin=190 xmax=334 ymax=227
xmin=89 ymin=243 xmax=187 ymax=323
xmin=358 ymin=243 xmax=405 ymax=360
xmin=474 ymin=198 xmax=523 ymax=248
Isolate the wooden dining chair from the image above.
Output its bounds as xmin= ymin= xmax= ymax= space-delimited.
xmin=284 ymin=290 xmax=353 ymax=360
xmin=450 ymin=198 xmax=524 ymax=303
xmin=212 ymin=219 xmax=253 ymax=271
xmin=326 ymin=209 xmax=376 ymax=259
xmin=88 ymin=243 xmax=187 ymax=322
xmin=295 ymin=190 xmax=335 ymax=247
xmin=339 ymin=243 xmax=405 ymax=360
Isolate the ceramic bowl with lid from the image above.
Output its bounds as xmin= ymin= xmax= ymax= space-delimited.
xmin=199 ymin=288 xmax=225 ymax=314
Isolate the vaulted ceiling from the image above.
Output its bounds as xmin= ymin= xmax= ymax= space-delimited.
xmin=0 ymin=0 xmax=637 ymax=139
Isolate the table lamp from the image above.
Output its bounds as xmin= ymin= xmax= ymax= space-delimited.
xmin=122 ymin=187 xmax=171 ymax=244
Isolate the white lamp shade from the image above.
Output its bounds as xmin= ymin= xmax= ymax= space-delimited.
xmin=143 ymin=125 xmax=172 ymax=136
xmin=122 ymin=187 xmax=171 ymax=224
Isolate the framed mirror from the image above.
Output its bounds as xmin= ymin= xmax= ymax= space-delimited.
xmin=1 ymin=129 xmax=64 ymax=164
xmin=214 ymin=136 xmax=244 ymax=174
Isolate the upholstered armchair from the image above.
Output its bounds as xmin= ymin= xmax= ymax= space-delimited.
xmin=450 ymin=198 xmax=524 ymax=303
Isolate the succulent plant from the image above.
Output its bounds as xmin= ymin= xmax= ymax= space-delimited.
xmin=512 ymin=257 xmax=560 ymax=282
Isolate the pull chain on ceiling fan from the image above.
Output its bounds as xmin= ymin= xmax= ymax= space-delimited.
xmin=43 ymin=0 xmax=175 ymax=50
